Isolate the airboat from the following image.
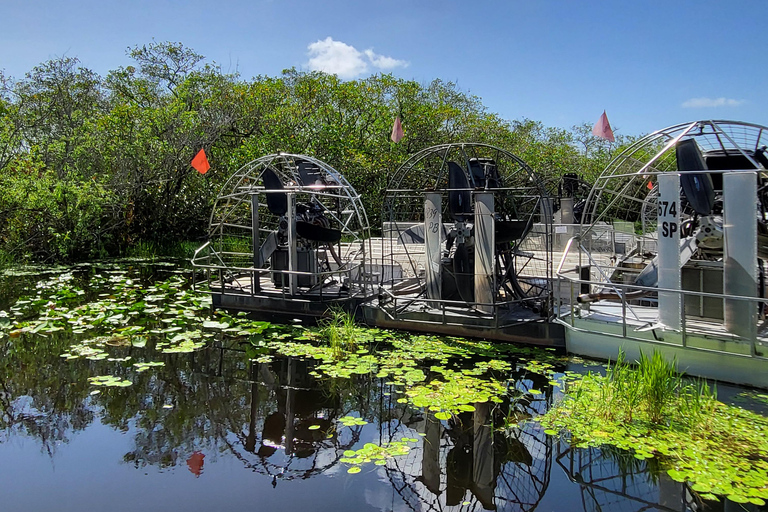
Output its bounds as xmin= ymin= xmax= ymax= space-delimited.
xmin=191 ymin=121 xmax=768 ymax=388
xmin=192 ymin=144 xmax=564 ymax=347
xmin=191 ymin=153 xmax=375 ymax=318
xmin=366 ymin=143 xmax=560 ymax=345
xmin=554 ymin=120 xmax=768 ymax=388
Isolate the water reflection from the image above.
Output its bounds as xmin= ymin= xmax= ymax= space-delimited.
xmin=0 ymin=263 xmax=758 ymax=511
xmin=556 ymin=443 xmax=701 ymax=512
xmin=0 ymin=341 xmax=732 ymax=512
xmin=230 ymin=358 xmax=354 ymax=482
xmin=372 ymin=368 xmax=554 ymax=512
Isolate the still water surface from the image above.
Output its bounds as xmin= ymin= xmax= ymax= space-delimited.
xmin=0 ymin=261 xmax=761 ymax=512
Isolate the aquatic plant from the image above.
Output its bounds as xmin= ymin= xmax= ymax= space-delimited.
xmin=89 ymin=375 xmax=132 ymax=387
xmin=339 ymin=440 xmax=417 ymax=472
xmin=540 ymin=350 xmax=768 ymax=505
xmin=318 ymin=307 xmax=359 ymax=360
xmin=601 ymin=350 xmax=692 ymax=424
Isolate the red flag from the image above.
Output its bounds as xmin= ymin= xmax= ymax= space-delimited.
xmin=390 ymin=117 xmax=404 ymax=143
xmin=191 ymin=149 xmax=210 ymax=174
xmin=186 ymin=451 xmax=205 ymax=477
xmin=592 ymin=111 xmax=615 ymax=142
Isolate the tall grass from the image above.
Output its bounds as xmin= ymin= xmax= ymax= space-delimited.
xmin=600 ymin=349 xmax=716 ymax=426
xmin=636 ymin=351 xmax=681 ymax=423
xmin=0 ymin=249 xmax=20 ymax=269
xmin=123 ymin=240 xmax=200 ymax=259
xmin=319 ymin=307 xmax=358 ymax=360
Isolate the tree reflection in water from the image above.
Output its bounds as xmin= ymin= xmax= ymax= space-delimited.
xmin=0 ymin=264 xmax=726 ymax=512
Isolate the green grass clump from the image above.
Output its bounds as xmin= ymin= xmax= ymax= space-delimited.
xmin=124 ymin=240 xmax=200 ymax=259
xmin=542 ymin=350 xmax=768 ymax=505
xmin=596 ymin=350 xmax=714 ymax=426
xmin=319 ymin=307 xmax=359 ymax=360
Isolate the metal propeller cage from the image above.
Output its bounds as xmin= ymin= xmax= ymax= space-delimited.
xmin=382 ymin=143 xmax=553 ymax=310
xmin=194 ymin=153 xmax=371 ymax=297
xmin=583 ymin=120 xmax=768 ymax=253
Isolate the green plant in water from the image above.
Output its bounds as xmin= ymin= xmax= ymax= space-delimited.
xmin=636 ymin=350 xmax=681 ymax=423
xmin=541 ymin=350 xmax=768 ymax=505
xmin=89 ymin=375 xmax=132 ymax=387
xmin=605 ymin=350 xmax=686 ymax=424
xmin=319 ymin=307 xmax=359 ymax=360
xmin=340 ymin=440 xmax=416 ymax=472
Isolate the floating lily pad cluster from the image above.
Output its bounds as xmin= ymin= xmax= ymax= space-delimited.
xmin=340 ymin=440 xmax=416 ymax=472
xmin=89 ymin=375 xmax=132 ymax=387
xmin=262 ymin=327 xmax=541 ymax=421
xmin=397 ymin=365 xmax=507 ymax=417
xmin=337 ymin=415 xmax=368 ymax=427
xmin=541 ymin=365 xmax=768 ymax=505
xmin=134 ymin=361 xmax=165 ymax=373
xmin=0 ymin=266 xmax=228 ymax=391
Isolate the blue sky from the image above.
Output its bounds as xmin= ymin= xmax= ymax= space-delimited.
xmin=2 ymin=0 xmax=766 ymax=136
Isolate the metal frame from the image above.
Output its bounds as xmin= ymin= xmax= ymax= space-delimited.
xmin=192 ymin=153 xmax=372 ymax=302
xmin=381 ymin=143 xmax=554 ymax=317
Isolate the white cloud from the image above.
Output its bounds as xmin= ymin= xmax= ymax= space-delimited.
xmin=681 ymin=97 xmax=745 ymax=108
xmin=306 ymin=37 xmax=408 ymax=79
xmin=307 ymin=37 xmax=368 ymax=79
xmin=364 ymin=49 xmax=409 ymax=70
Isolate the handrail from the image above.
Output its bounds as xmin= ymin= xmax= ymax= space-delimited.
xmin=554 ymin=273 xmax=765 ymax=357
xmin=555 ymin=235 xmax=643 ymax=322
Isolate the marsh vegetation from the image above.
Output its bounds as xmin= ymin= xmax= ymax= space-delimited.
xmin=0 ymin=261 xmax=766 ymax=510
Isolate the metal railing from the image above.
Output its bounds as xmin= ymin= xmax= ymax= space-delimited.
xmin=554 ymin=236 xmax=767 ymax=359
xmin=191 ymin=241 xmax=372 ymax=301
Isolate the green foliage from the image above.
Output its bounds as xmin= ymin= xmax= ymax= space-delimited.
xmin=0 ymin=42 xmax=630 ymax=261
xmin=319 ymin=307 xmax=359 ymax=359
xmin=601 ymin=350 xmax=687 ymax=424
xmin=123 ymin=240 xmax=200 ymax=259
xmin=540 ymin=350 xmax=768 ymax=505
xmin=0 ymin=161 xmax=120 ymax=262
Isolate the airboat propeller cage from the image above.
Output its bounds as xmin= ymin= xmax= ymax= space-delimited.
xmin=384 ymin=143 xmax=552 ymax=313
xmin=581 ymin=120 xmax=767 ymax=338
xmin=197 ymin=153 xmax=370 ymax=299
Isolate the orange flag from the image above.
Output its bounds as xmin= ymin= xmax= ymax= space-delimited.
xmin=592 ymin=111 xmax=615 ymax=142
xmin=186 ymin=451 xmax=205 ymax=477
xmin=191 ymin=149 xmax=210 ymax=174
xmin=391 ymin=117 xmax=404 ymax=143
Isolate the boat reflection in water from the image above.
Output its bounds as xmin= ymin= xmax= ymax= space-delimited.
xmin=0 ymin=299 xmax=726 ymax=512
xmin=557 ymin=443 xmax=705 ymax=512
xmin=210 ymin=349 xmax=706 ymax=512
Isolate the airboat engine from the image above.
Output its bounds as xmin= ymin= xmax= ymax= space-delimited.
xmin=196 ymin=153 xmax=370 ymax=302
xmin=383 ymin=143 xmax=553 ymax=315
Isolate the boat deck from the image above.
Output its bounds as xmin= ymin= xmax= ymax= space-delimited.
xmin=563 ymin=301 xmax=768 ymax=344
xmin=557 ymin=299 xmax=768 ymax=387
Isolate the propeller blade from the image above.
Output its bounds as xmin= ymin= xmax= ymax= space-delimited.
xmin=453 ymin=243 xmax=474 ymax=303
xmin=755 ymin=146 xmax=768 ymax=169
xmin=495 ymin=219 xmax=531 ymax=244
xmin=257 ymin=231 xmax=279 ymax=266
xmin=262 ymin=167 xmax=288 ymax=216
xmin=448 ymin=162 xmax=471 ymax=221
xmin=468 ymin=159 xmax=485 ymax=188
xmin=296 ymin=221 xmax=342 ymax=243
xmin=297 ymin=160 xmax=323 ymax=187
xmin=676 ymin=139 xmax=715 ymax=216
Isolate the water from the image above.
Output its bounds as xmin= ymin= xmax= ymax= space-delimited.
xmin=0 ymin=262 xmax=761 ymax=512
